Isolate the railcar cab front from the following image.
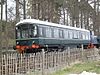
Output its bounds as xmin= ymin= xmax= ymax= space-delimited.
xmin=16 ymin=24 xmax=38 ymax=39
xmin=15 ymin=23 xmax=39 ymax=53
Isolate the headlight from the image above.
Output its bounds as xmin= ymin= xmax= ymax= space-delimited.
xmin=16 ymin=42 xmax=19 ymax=44
xmin=32 ymin=41 xmax=35 ymax=44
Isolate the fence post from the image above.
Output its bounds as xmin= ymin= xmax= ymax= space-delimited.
xmin=68 ymin=47 xmax=70 ymax=66
xmin=15 ymin=53 xmax=18 ymax=75
xmin=4 ymin=54 xmax=7 ymax=75
xmin=42 ymin=49 xmax=45 ymax=75
xmin=81 ymin=44 xmax=84 ymax=62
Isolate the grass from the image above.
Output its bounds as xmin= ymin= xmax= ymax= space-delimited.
xmin=51 ymin=61 xmax=100 ymax=75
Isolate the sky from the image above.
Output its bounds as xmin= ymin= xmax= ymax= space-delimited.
xmin=0 ymin=0 xmax=15 ymax=20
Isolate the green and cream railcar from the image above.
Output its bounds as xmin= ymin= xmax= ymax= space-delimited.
xmin=15 ymin=19 xmax=90 ymax=53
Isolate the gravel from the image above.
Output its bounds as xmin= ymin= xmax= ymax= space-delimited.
xmin=69 ymin=71 xmax=100 ymax=75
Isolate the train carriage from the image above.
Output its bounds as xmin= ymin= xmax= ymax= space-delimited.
xmin=14 ymin=19 xmax=91 ymax=53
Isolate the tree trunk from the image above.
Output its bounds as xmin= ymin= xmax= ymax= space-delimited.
xmin=41 ymin=0 xmax=46 ymax=20
xmin=16 ymin=0 xmax=20 ymax=22
xmin=62 ymin=0 xmax=66 ymax=25
xmin=0 ymin=0 xmax=4 ymax=50
xmin=1 ymin=0 xmax=3 ymax=20
xmin=37 ymin=2 xmax=40 ymax=19
xmin=80 ymin=10 xmax=83 ymax=28
xmin=23 ymin=0 xmax=26 ymax=19
xmin=31 ymin=0 xmax=36 ymax=19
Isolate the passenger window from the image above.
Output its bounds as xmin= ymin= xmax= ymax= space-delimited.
xmin=38 ymin=25 xmax=46 ymax=37
xmin=84 ymin=32 xmax=86 ymax=39
xmin=54 ymin=28 xmax=59 ymax=38
xmin=86 ymin=32 xmax=90 ymax=40
xmin=59 ymin=30 xmax=64 ymax=38
xmin=77 ymin=31 xmax=80 ymax=39
xmin=51 ymin=28 xmax=54 ymax=38
xmin=79 ymin=32 xmax=82 ymax=39
xmin=39 ymin=27 xmax=43 ymax=37
xmin=64 ymin=30 xmax=68 ymax=39
xmin=46 ymin=27 xmax=52 ymax=38
xmin=73 ymin=30 xmax=78 ymax=39
xmin=68 ymin=31 xmax=70 ymax=38
xmin=82 ymin=32 xmax=85 ymax=40
xmin=68 ymin=30 xmax=73 ymax=39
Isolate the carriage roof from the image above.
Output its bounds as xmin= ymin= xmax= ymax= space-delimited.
xmin=16 ymin=19 xmax=89 ymax=32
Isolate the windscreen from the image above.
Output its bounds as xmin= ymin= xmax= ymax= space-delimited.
xmin=16 ymin=24 xmax=37 ymax=39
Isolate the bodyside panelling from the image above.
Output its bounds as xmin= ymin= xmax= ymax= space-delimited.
xmin=38 ymin=38 xmax=90 ymax=45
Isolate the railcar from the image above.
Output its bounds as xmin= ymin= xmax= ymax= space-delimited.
xmin=14 ymin=19 xmax=91 ymax=53
xmin=95 ymin=36 xmax=100 ymax=48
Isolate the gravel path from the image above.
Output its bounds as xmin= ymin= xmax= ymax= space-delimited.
xmin=68 ymin=71 xmax=100 ymax=75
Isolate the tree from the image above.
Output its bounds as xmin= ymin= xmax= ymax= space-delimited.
xmin=27 ymin=0 xmax=62 ymax=23
xmin=16 ymin=0 xmax=20 ymax=22
xmin=0 ymin=0 xmax=5 ymax=51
